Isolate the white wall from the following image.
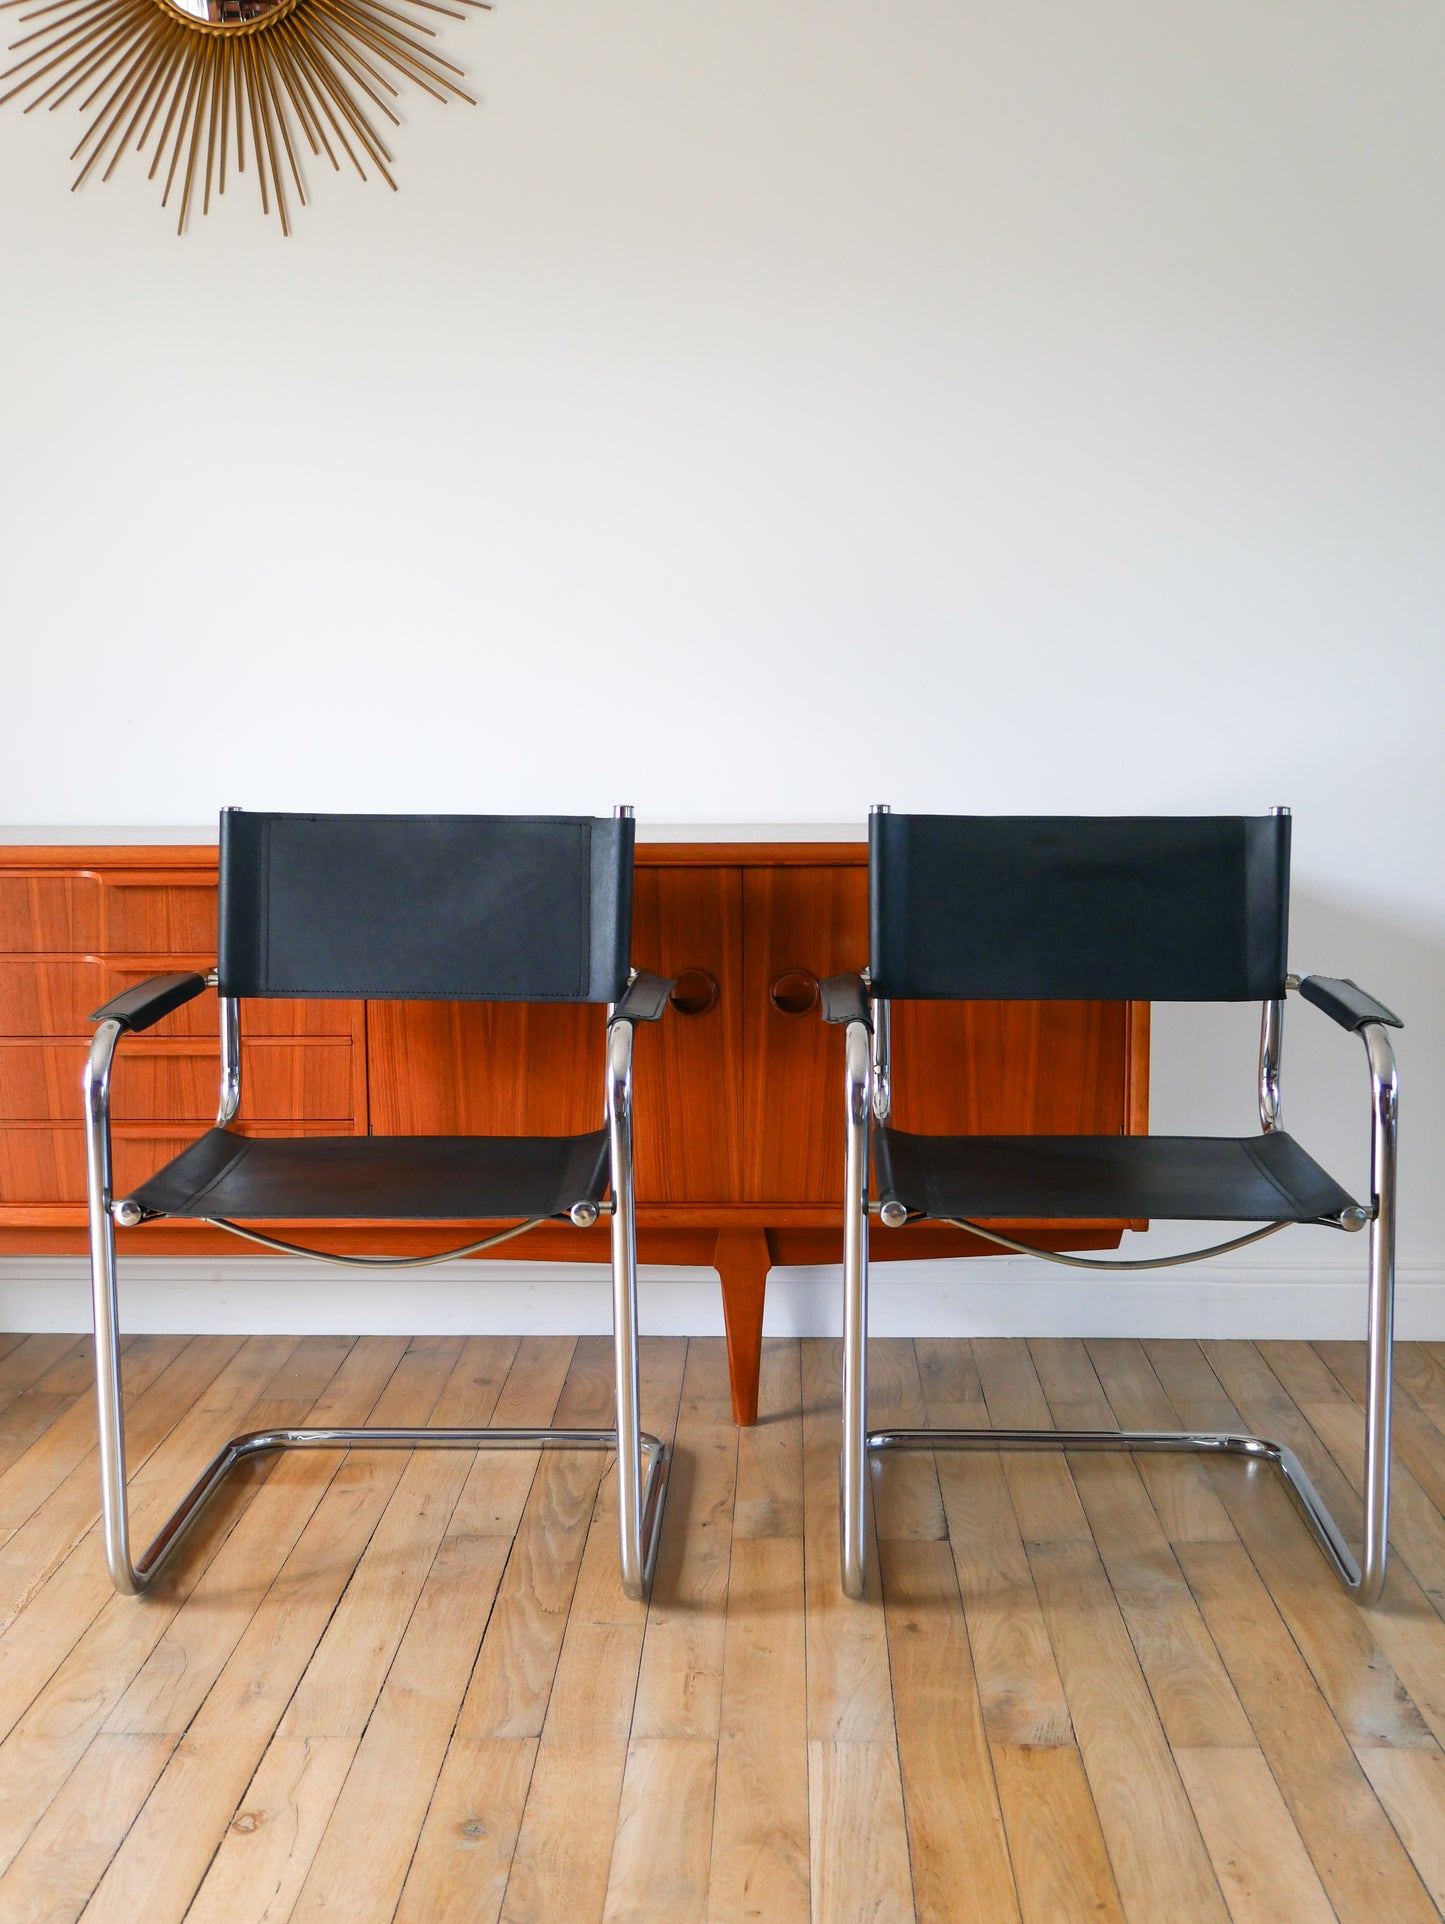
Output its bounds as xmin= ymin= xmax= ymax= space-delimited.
xmin=2 ymin=0 xmax=1441 ymax=1324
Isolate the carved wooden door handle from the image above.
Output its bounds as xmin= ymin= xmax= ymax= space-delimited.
xmin=769 ymin=968 xmax=819 ymax=1016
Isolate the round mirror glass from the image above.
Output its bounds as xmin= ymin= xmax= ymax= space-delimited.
xmin=166 ymin=0 xmax=290 ymax=20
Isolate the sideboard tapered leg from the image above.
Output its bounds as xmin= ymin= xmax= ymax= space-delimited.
xmin=715 ymin=1227 xmax=772 ymax=1425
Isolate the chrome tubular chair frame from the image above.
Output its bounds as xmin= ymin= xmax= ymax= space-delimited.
xmin=837 ymin=995 xmax=1399 ymax=1606
xmin=83 ymin=992 xmax=669 ymax=1605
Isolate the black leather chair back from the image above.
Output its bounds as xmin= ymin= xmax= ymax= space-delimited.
xmin=217 ymin=811 xmax=633 ymax=1002
xmin=868 ymin=813 xmax=1290 ymax=1003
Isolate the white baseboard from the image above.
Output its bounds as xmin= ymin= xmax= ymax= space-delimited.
xmin=3 ymin=1255 xmax=1443 ymax=1341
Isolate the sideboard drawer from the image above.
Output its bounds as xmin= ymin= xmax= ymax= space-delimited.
xmin=0 ymin=959 xmax=363 ymax=1041
xmin=99 ymin=875 xmax=218 ymax=954
xmin=0 ymin=874 xmax=102 ymax=952
xmin=0 ymin=1039 xmax=356 ymax=1124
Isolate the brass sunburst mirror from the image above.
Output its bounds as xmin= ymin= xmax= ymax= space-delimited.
xmin=0 ymin=0 xmax=485 ymax=232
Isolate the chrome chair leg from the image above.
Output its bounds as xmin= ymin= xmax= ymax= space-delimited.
xmin=83 ymin=1021 xmax=670 ymax=1601
xmin=609 ymin=1015 xmax=670 ymax=1600
xmin=840 ymin=1019 xmax=872 ymax=1600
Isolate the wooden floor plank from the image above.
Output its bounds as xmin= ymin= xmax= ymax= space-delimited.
xmin=603 ymin=1737 xmax=717 ymax=1924
xmin=181 ymin=1338 xmax=517 ymax=1922
xmin=0 ymin=1730 xmax=175 ymax=1924
xmin=497 ymin=1338 xmax=687 ymax=1924
xmin=932 ymin=1449 xmax=1072 ymax=1749
xmin=394 ymin=1738 xmax=538 ymax=1924
xmin=1175 ymin=1746 xmax=1337 ymax=1924
xmin=1033 ymin=1343 xmax=1251 ymax=1752
xmin=1356 ymin=1745 xmax=1445 ymax=1913
xmin=708 ymin=1537 xmax=810 ymax=1924
xmin=0 ymin=1335 xmax=85 ymax=1401
xmin=1179 ymin=1539 xmax=1438 ymax=1924
xmin=807 ymin=1740 xmax=915 ymax=1924
xmin=286 ymin=1531 xmax=512 ymax=1923
xmin=169 ymin=1735 xmax=355 ymax=1924
xmin=1028 ymin=1336 xmax=1113 ymax=1430
xmin=799 ymin=1339 xmax=897 ymax=1742
xmin=881 ymin=1538 xmax=1020 ymax=1924
xmin=974 ymin=1339 xmax=1092 ymax=1548
xmin=989 ymin=1745 xmax=1124 ymax=1924
xmin=799 ymin=1339 xmax=914 ymax=1924
xmin=1087 ymin=1338 xmax=1237 ymax=1545
xmin=732 ymin=1339 xmax=803 ymax=1541
xmin=868 ymin=1338 xmax=946 ymax=1543
xmin=1028 ymin=1535 xmax=1229 ymax=1921
xmin=630 ymin=1336 xmax=737 ymax=1740
xmin=708 ymin=1322 xmax=808 ymax=1924
xmin=1064 ymin=1453 xmax=1253 ymax=1751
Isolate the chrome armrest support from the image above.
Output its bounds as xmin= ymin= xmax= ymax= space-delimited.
xmin=871 ymin=995 xmax=892 ymax=1122
xmin=1258 ymin=997 xmax=1284 ymax=1132
xmin=217 ymin=995 xmax=241 ymax=1125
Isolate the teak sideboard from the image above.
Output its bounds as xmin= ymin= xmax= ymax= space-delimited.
xmin=0 ymin=840 xmax=1148 ymax=1423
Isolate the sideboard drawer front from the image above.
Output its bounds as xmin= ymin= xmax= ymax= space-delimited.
xmin=0 ymin=874 xmax=102 ymax=952
xmin=99 ymin=875 xmax=218 ymax=954
xmin=0 ymin=1121 xmax=347 ymax=1205
xmin=0 ymin=1039 xmax=356 ymax=1124
xmin=0 ymin=959 xmax=364 ymax=1042
xmin=0 ymin=958 xmax=218 ymax=1038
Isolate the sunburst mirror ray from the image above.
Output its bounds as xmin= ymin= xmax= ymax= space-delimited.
xmin=0 ymin=0 xmax=485 ymax=231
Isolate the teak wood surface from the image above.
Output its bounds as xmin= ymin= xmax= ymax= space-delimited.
xmin=0 ymin=1330 xmax=1441 ymax=1921
xmin=0 ymin=845 xmax=1148 ymax=1425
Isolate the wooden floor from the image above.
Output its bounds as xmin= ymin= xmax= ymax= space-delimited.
xmin=0 ymin=1333 xmax=1444 ymax=1923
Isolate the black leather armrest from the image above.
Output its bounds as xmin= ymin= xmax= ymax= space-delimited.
xmin=610 ymin=970 xmax=675 ymax=1025
xmin=90 ymin=972 xmax=210 ymax=1034
xmin=1297 ymin=974 xmax=1403 ymax=1033
xmin=820 ymin=972 xmax=873 ymax=1029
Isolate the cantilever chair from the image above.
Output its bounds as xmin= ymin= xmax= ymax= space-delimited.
xmin=821 ymin=807 xmax=1401 ymax=1603
xmin=84 ymin=808 xmax=673 ymax=1601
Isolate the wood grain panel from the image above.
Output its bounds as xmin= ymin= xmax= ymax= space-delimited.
xmin=0 ymin=875 xmax=100 ymax=952
xmin=366 ymin=1001 xmax=605 ymax=1138
xmin=0 ymin=1040 xmax=355 ymax=1123
xmin=0 ymin=959 xmax=361 ymax=1039
xmin=99 ymin=875 xmax=217 ymax=953
xmin=890 ymin=999 xmax=1130 ymax=1136
xmin=741 ymin=866 xmax=865 ymax=1203
xmin=629 ymin=866 xmax=743 ymax=1205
